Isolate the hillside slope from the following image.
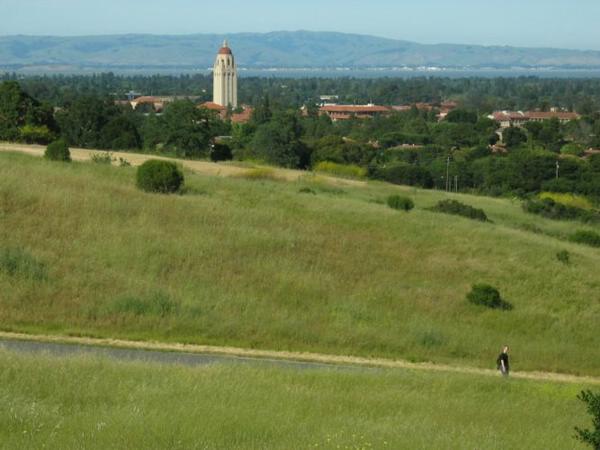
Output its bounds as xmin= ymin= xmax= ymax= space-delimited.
xmin=1 ymin=151 xmax=599 ymax=375
xmin=2 ymin=31 xmax=600 ymax=72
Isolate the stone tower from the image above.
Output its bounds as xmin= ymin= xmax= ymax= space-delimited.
xmin=213 ymin=40 xmax=238 ymax=108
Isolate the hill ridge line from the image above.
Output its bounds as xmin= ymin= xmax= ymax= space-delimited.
xmin=1 ymin=331 xmax=598 ymax=385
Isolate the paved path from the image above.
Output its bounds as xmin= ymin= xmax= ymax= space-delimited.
xmin=1 ymin=332 xmax=599 ymax=385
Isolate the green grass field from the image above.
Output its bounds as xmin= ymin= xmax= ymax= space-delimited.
xmin=0 ymin=349 xmax=593 ymax=449
xmin=1 ymin=151 xmax=599 ymax=375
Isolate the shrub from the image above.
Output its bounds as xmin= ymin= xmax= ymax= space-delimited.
xmin=44 ymin=139 xmax=71 ymax=162
xmin=90 ymin=152 xmax=113 ymax=165
xmin=467 ymin=284 xmax=512 ymax=310
xmin=369 ymin=163 xmax=433 ymax=188
xmin=575 ymin=390 xmax=600 ymax=449
xmin=570 ymin=230 xmax=600 ymax=248
xmin=387 ymin=195 xmax=415 ymax=212
xmin=539 ymin=192 xmax=593 ymax=210
xmin=0 ymin=247 xmax=47 ymax=281
xmin=118 ymin=157 xmax=131 ymax=167
xmin=210 ymin=143 xmax=233 ymax=162
xmin=430 ymin=200 xmax=488 ymax=222
xmin=136 ymin=160 xmax=184 ymax=194
xmin=561 ymin=143 xmax=585 ymax=157
xmin=523 ymin=198 xmax=599 ymax=223
xmin=298 ymin=187 xmax=316 ymax=195
xmin=314 ymin=161 xmax=367 ymax=179
xmin=556 ymin=250 xmax=570 ymax=265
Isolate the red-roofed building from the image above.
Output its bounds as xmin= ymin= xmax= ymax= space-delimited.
xmin=320 ymin=104 xmax=392 ymax=121
xmin=199 ymin=102 xmax=253 ymax=124
xmin=489 ymin=110 xmax=580 ymax=128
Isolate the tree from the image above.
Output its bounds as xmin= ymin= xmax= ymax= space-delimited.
xmin=0 ymin=81 xmax=57 ymax=143
xmin=101 ymin=115 xmax=142 ymax=150
xmin=56 ymin=95 xmax=120 ymax=148
xmin=250 ymin=95 xmax=272 ymax=126
xmin=446 ymin=109 xmax=478 ymax=124
xmin=575 ymin=390 xmax=600 ymax=449
xmin=251 ymin=111 xmax=310 ymax=168
xmin=161 ymin=100 xmax=220 ymax=158
xmin=503 ymin=126 xmax=528 ymax=149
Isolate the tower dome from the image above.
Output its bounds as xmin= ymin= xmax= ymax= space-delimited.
xmin=213 ymin=40 xmax=238 ymax=108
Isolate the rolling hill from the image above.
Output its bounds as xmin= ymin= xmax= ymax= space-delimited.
xmin=2 ymin=30 xmax=600 ymax=73
xmin=1 ymin=149 xmax=599 ymax=377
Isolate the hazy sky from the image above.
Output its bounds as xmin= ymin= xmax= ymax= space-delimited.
xmin=2 ymin=0 xmax=599 ymax=50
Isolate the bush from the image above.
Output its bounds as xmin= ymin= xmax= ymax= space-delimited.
xmin=91 ymin=152 xmax=113 ymax=165
xmin=556 ymin=250 xmax=570 ymax=265
xmin=210 ymin=143 xmax=233 ymax=162
xmin=369 ymin=163 xmax=433 ymax=188
xmin=44 ymin=139 xmax=71 ymax=162
xmin=570 ymin=230 xmax=600 ymax=248
xmin=387 ymin=195 xmax=415 ymax=212
xmin=314 ymin=161 xmax=367 ymax=179
xmin=298 ymin=187 xmax=316 ymax=195
xmin=136 ymin=160 xmax=184 ymax=194
xmin=575 ymin=390 xmax=600 ymax=449
xmin=523 ymin=198 xmax=599 ymax=223
xmin=467 ymin=284 xmax=512 ymax=310
xmin=430 ymin=200 xmax=488 ymax=222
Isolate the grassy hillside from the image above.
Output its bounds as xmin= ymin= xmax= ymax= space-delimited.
xmin=0 ymin=349 xmax=593 ymax=449
xmin=1 ymin=151 xmax=599 ymax=375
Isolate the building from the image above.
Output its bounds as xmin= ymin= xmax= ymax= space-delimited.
xmin=200 ymin=101 xmax=253 ymax=124
xmin=126 ymin=95 xmax=200 ymax=113
xmin=213 ymin=40 xmax=238 ymax=108
xmin=319 ymin=104 xmax=392 ymax=121
xmin=489 ymin=110 xmax=580 ymax=128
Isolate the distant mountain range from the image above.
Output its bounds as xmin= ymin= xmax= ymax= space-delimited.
xmin=2 ymin=31 xmax=600 ymax=73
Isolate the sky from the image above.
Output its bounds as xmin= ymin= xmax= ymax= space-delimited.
xmin=1 ymin=0 xmax=600 ymax=51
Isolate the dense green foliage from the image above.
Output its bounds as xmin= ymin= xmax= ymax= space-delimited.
xmin=467 ymin=284 xmax=512 ymax=310
xmin=4 ymin=76 xmax=600 ymax=202
xmin=387 ymin=195 xmax=415 ymax=211
xmin=524 ymin=198 xmax=600 ymax=223
xmin=8 ymin=72 xmax=600 ymax=113
xmin=0 ymin=80 xmax=57 ymax=143
xmin=136 ymin=160 xmax=184 ymax=194
xmin=430 ymin=199 xmax=488 ymax=222
xmin=575 ymin=390 xmax=600 ymax=449
xmin=44 ymin=139 xmax=71 ymax=162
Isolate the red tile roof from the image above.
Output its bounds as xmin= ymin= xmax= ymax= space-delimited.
xmin=201 ymin=102 xmax=227 ymax=111
xmin=320 ymin=105 xmax=391 ymax=113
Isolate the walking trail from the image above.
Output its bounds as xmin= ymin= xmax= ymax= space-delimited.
xmin=0 ymin=142 xmax=365 ymax=187
xmin=1 ymin=331 xmax=599 ymax=385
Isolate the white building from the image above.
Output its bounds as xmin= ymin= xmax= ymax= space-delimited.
xmin=213 ymin=40 xmax=238 ymax=108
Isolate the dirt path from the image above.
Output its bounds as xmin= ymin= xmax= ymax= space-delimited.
xmin=0 ymin=142 xmax=365 ymax=187
xmin=1 ymin=331 xmax=598 ymax=385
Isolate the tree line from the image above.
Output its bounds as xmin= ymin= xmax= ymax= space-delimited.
xmin=2 ymin=77 xmax=600 ymax=202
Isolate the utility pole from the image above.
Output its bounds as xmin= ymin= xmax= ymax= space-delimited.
xmin=446 ymin=156 xmax=451 ymax=192
xmin=455 ymin=175 xmax=458 ymax=193
xmin=556 ymin=160 xmax=560 ymax=180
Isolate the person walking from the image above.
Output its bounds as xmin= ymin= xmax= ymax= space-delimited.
xmin=496 ymin=346 xmax=510 ymax=377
